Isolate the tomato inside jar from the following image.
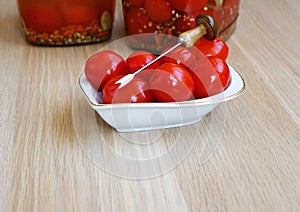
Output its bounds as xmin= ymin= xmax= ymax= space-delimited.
xmin=122 ymin=0 xmax=240 ymax=40
xmin=17 ymin=0 xmax=115 ymax=45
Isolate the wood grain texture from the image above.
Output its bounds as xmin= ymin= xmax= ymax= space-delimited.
xmin=1 ymin=0 xmax=299 ymax=211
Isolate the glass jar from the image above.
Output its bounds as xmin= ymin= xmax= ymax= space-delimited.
xmin=17 ymin=0 xmax=115 ymax=45
xmin=122 ymin=0 xmax=240 ymax=40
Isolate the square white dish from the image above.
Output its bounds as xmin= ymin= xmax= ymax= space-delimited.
xmin=78 ymin=64 xmax=245 ymax=132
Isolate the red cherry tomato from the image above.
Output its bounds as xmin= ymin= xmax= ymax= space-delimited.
xmin=169 ymin=0 xmax=208 ymax=14
xmin=191 ymin=56 xmax=230 ymax=98
xmin=208 ymin=56 xmax=230 ymax=88
xmin=20 ymin=3 xmax=63 ymax=32
xmin=102 ymin=75 xmax=155 ymax=104
xmin=124 ymin=8 xmax=157 ymax=34
xmin=161 ymin=46 xmax=198 ymax=71
xmin=174 ymin=14 xmax=197 ymax=34
xmin=144 ymin=0 xmax=173 ymax=22
xmin=94 ymin=0 xmax=114 ymax=17
xmin=223 ymin=0 xmax=240 ymax=28
xmin=123 ymin=0 xmax=145 ymax=8
xmin=63 ymin=5 xmax=97 ymax=25
xmin=194 ymin=37 xmax=229 ymax=60
xmin=149 ymin=63 xmax=194 ymax=102
xmin=126 ymin=51 xmax=160 ymax=80
xmin=84 ymin=50 xmax=126 ymax=91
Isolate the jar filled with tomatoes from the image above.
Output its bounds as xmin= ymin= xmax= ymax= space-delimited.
xmin=17 ymin=0 xmax=115 ymax=45
xmin=122 ymin=0 xmax=240 ymax=40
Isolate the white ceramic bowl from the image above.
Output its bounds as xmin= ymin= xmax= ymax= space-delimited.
xmin=79 ymin=64 xmax=245 ymax=132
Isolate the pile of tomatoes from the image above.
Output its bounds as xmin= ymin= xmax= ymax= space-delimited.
xmin=84 ymin=37 xmax=230 ymax=104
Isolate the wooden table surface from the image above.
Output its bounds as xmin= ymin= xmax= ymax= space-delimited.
xmin=1 ymin=0 xmax=299 ymax=211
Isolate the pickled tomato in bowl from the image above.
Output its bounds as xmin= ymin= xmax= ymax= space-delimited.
xmin=83 ymin=33 xmax=231 ymax=104
xmin=78 ymin=34 xmax=245 ymax=132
